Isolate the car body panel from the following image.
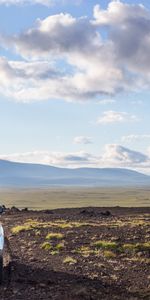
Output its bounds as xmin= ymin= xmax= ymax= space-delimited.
xmin=0 ymin=225 xmax=4 ymax=254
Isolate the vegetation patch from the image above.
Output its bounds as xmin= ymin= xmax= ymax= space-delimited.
xmin=46 ymin=233 xmax=64 ymax=240
xmin=122 ymin=242 xmax=150 ymax=252
xmin=74 ymin=246 xmax=92 ymax=257
xmin=63 ymin=257 xmax=77 ymax=265
xmin=14 ymin=218 xmax=146 ymax=235
xmin=41 ymin=238 xmax=65 ymax=253
xmin=103 ymin=250 xmax=116 ymax=258
xmin=137 ymin=242 xmax=150 ymax=251
xmin=93 ymin=240 xmax=118 ymax=251
xmin=55 ymin=223 xmax=72 ymax=229
xmin=41 ymin=241 xmax=64 ymax=253
xmin=41 ymin=242 xmax=52 ymax=250
xmin=55 ymin=242 xmax=65 ymax=250
xmin=11 ymin=224 xmax=34 ymax=234
xmin=50 ymin=250 xmax=59 ymax=255
xmin=12 ymin=219 xmax=96 ymax=233
xmin=93 ymin=240 xmax=150 ymax=255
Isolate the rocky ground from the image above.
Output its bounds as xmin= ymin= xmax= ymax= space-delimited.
xmin=0 ymin=206 xmax=150 ymax=300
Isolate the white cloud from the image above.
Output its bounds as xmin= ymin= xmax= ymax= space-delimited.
xmin=1 ymin=1 xmax=150 ymax=102
xmin=92 ymin=2 xmax=147 ymax=26
xmin=102 ymin=144 xmax=148 ymax=165
xmin=97 ymin=111 xmax=138 ymax=124
xmin=122 ymin=134 xmax=150 ymax=143
xmin=0 ymin=57 xmax=72 ymax=102
xmin=100 ymin=144 xmax=150 ymax=174
xmin=1 ymin=145 xmax=150 ymax=174
xmin=97 ymin=99 xmax=116 ymax=105
xmin=0 ymin=151 xmax=96 ymax=168
xmin=92 ymin=1 xmax=150 ymax=76
xmin=5 ymin=14 xmax=95 ymax=58
xmin=73 ymin=136 xmax=93 ymax=145
xmin=1 ymin=12 xmax=122 ymax=102
xmin=0 ymin=0 xmax=79 ymax=7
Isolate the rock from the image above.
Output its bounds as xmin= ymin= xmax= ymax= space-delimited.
xmin=101 ymin=211 xmax=111 ymax=217
xmin=43 ymin=210 xmax=53 ymax=214
xmin=10 ymin=206 xmax=20 ymax=212
xmin=22 ymin=207 xmax=28 ymax=212
xmin=80 ymin=209 xmax=96 ymax=217
xmin=137 ymin=252 xmax=143 ymax=257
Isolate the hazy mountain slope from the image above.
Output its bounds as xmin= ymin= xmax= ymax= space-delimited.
xmin=0 ymin=160 xmax=149 ymax=187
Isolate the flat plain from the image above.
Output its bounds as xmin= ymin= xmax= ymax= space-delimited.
xmin=0 ymin=187 xmax=149 ymax=209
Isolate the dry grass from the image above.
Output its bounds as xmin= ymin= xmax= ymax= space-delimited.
xmin=103 ymin=250 xmax=116 ymax=258
xmin=41 ymin=242 xmax=52 ymax=250
xmin=63 ymin=257 xmax=77 ymax=265
xmin=93 ymin=241 xmax=118 ymax=250
xmin=55 ymin=242 xmax=65 ymax=250
xmin=11 ymin=224 xmax=34 ymax=234
xmin=1 ymin=187 xmax=150 ymax=209
xmin=122 ymin=242 xmax=150 ymax=252
xmin=46 ymin=233 xmax=64 ymax=240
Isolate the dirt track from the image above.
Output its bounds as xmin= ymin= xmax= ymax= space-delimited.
xmin=0 ymin=207 xmax=150 ymax=300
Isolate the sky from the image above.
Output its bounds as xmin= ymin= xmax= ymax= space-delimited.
xmin=0 ymin=0 xmax=150 ymax=173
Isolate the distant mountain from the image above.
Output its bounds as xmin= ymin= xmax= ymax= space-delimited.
xmin=0 ymin=159 xmax=149 ymax=187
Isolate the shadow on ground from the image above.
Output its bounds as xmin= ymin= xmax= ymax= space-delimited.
xmin=0 ymin=260 xmax=147 ymax=300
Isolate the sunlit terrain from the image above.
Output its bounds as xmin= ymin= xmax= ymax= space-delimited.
xmin=0 ymin=187 xmax=149 ymax=210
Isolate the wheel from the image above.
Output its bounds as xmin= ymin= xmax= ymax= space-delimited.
xmin=0 ymin=255 xmax=3 ymax=284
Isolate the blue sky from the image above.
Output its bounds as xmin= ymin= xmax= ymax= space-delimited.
xmin=0 ymin=0 xmax=150 ymax=173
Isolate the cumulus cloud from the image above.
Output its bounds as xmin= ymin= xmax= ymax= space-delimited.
xmin=0 ymin=11 xmax=122 ymax=101
xmin=102 ymin=144 xmax=148 ymax=165
xmin=97 ymin=111 xmax=138 ymax=124
xmin=73 ymin=136 xmax=93 ymax=145
xmin=0 ymin=57 xmax=72 ymax=102
xmin=1 ymin=145 xmax=150 ymax=173
xmin=92 ymin=2 xmax=148 ymax=26
xmin=1 ymin=1 xmax=150 ymax=102
xmin=101 ymin=144 xmax=150 ymax=174
xmin=6 ymin=14 xmax=98 ymax=58
xmin=92 ymin=1 xmax=150 ymax=76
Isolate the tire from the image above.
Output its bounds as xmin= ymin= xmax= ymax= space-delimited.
xmin=0 ymin=255 xmax=3 ymax=284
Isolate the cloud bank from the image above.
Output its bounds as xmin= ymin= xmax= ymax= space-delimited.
xmin=1 ymin=145 xmax=150 ymax=174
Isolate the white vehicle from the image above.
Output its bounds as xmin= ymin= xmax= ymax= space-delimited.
xmin=0 ymin=224 xmax=4 ymax=283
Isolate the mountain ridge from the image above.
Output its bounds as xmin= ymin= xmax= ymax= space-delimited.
xmin=0 ymin=159 xmax=149 ymax=187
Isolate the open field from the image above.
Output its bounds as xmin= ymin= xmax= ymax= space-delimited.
xmin=0 ymin=207 xmax=150 ymax=299
xmin=0 ymin=187 xmax=149 ymax=210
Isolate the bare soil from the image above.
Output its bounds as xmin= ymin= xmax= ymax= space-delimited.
xmin=0 ymin=207 xmax=150 ymax=300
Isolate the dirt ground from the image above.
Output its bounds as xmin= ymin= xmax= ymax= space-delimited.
xmin=0 ymin=207 xmax=150 ymax=300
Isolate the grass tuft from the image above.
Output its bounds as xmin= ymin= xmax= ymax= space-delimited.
xmin=55 ymin=242 xmax=65 ymax=250
xmin=11 ymin=224 xmax=33 ymax=234
xmin=93 ymin=240 xmax=118 ymax=250
xmin=122 ymin=242 xmax=150 ymax=252
xmin=103 ymin=250 xmax=116 ymax=258
xmin=46 ymin=233 xmax=64 ymax=240
xmin=41 ymin=242 xmax=52 ymax=250
xmin=63 ymin=257 xmax=77 ymax=265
